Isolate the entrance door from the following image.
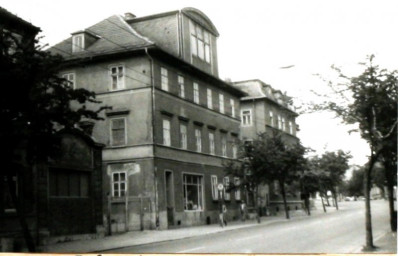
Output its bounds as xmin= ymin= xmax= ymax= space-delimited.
xmin=165 ymin=170 xmax=175 ymax=227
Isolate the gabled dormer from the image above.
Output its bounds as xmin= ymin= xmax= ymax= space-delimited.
xmin=71 ymin=30 xmax=100 ymax=53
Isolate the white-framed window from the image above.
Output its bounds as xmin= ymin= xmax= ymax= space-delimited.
xmin=234 ymin=177 xmax=241 ymax=201
xmin=209 ymin=131 xmax=215 ymax=155
xmin=195 ymin=128 xmax=202 ymax=152
xmin=223 ymin=176 xmax=230 ymax=200
xmin=207 ymin=89 xmax=213 ymax=109
xmin=241 ymin=109 xmax=252 ymax=126
xmin=232 ymin=143 xmax=238 ymax=159
xmin=110 ymin=117 xmax=126 ymax=146
xmin=163 ymin=119 xmax=171 ymax=146
xmin=72 ymin=34 xmax=84 ymax=53
xmin=183 ymin=173 xmax=204 ymax=211
xmin=289 ymin=121 xmax=294 ymax=134
xmin=230 ymin=99 xmax=235 ymax=117
xmin=219 ymin=94 xmax=224 ymax=114
xmin=110 ymin=65 xmax=125 ymax=90
xmin=221 ymin=135 xmax=227 ymax=157
xmin=112 ymin=171 xmax=127 ymax=197
xmin=190 ymin=20 xmax=211 ymax=63
xmin=211 ymin=175 xmax=218 ymax=200
xmin=193 ymin=82 xmax=199 ymax=104
xmin=278 ymin=116 xmax=282 ymax=129
xmin=178 ymin=75 xmax=185 ymax=98
xmin=269 ymin=111 xmax=274 ymax=126
xmin=161 ymin=67 xmax=168 ymax=91
xmin=62 ymin=73 xmax=75 ymax=89
xmin=180 ymin=123 xmax=187 ymax=149
xmin=282 ymin=117 xmax=286 ymax=131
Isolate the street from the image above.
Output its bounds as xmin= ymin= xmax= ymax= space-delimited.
xmin=104 ymin=200 xmax=393 ymax=253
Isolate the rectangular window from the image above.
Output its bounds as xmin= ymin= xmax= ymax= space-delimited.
xmin=221 ymin=135 xmax=227 ymax=157
xmin=193 ymin=83 xmax=199 ymax=104
xmin=163 ymin=119 xmax=171 ymax=146
xmin=232 ymin=144 xmax=238 ymax=159
xmin=190 ymin=20 xmax=211 ymax=63
xmin=72 ymin=34 xmax=84 ymax=53
xmin=289 ymin=121 xmax=294 ymax=134
xmin=269 ymin=111 xmax=274 ymax=126
xmin=183 ymin=174 xmax=203 ymax=211
xmin=234 ymin=177 xmax=241 ymax=200
xmin=241 ymin=109 xmax=252 ymax=126
xmin=112 ymin=172 xmax=127 ymax=197
xmin=3 ymin=174 xmax=17 ymax=212
xmin=180 ymin=123 xmax=187 ymax=149
xmin=209 ymin=131 xmax=215 ymax=155
xmin=278 ymin=116 xmax=282 ymax=129
xmin=230 ymin=99 xmax=235 ymax=117
xmin=62 ymin=73 xmax=75 ymax=89
xmin=219 ymin=94 xmax=224 ymax=114
xmin=110 ymin=65 xmax=124 ymax=90
xmin=178 ymin=75 xmax=185 ymax=98
xmin=223 ymin=177 xmax=230 ymax=201
xmin=207 ymin=88 xmax=213 ymax=109
xmin=49 ymin=169 xmax=89 ymax=197
xmin=211 ymin=175 xmax=218 ymax=200
xmin=161 ymin=67 xmax=168 ymax=91
xmin=110 ymin=118 xmax=126 ymax=146
xmin=282 ymin=117 xmax=286 ymax=131
xmin=195 ymin=128 xmax=202 ymax=152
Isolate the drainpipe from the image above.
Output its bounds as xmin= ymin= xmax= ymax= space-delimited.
xmin=145 ymin=48 xmax=160 ymax=229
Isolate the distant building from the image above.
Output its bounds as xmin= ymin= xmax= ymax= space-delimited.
xmin=233 ymin=79 xmax=302 ymax=214
xmin=49 ymin=8 xmax=245 ymax=232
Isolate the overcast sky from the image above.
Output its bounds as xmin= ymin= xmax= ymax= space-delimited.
xmin=3 ymin=0 xmax=397 ymax=169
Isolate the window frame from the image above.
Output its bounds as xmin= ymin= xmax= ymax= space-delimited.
xmin=112 ymin=171 xmax=127 ymax=197
xmin=190 ymin=20 xmax=211 ymax=63
xmin=195 ymin=127 xmax=202 ymax=152
xmin=183 ymin=173 xmax=204 ymax=212
xmin=161 ymin=67 xmax=169 ymax=91
xmin=110 ymin=117 xmax=127 ymax=147
xmin=193 ymin=82 xmax=200 ymax=104
xmin=219 ymin=94 xmax=224 ymax=114
xmin=230 ymin=99 xmax=235 ymax=117
xmin=223 ymin=176 xmax=231 ymax=201
xmin=241 ymin=109 xmax=253 ymax=127
xmin=162 ymin=119 xmax=171 ymax=146
xmin=178 ymin=75 xmax=185 ymax=98
xmin=221 ymin=135 xmax=227 ymax=157
xmin=72 ymin=34 xmax=84 ymax=53
xmin=208 ymin=131 xmax=215 ymax=155
xmin=234 ymin=177 xmax=241 ymax=201
xmin=207 ymin=88 xmax=213 ymax=109
xmin=109 ymin=65 xmax=125 ymax=91
xmin=62 ymin=72 xmax=76 ymax=89
xmin=180 ymin=123 xmax=187 ymax=149
xmin=210 ymin=175 xmax=219 ymax=200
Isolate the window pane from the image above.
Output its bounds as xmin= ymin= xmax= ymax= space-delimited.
xmin=198 ymin=40 xmax=204 ymax=59
xmin=120 ymin=172 xmax=126 ymax=181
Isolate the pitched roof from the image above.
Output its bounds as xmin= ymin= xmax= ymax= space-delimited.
xmin=48 ymin=14 xmax=154 ymax=59
xmin=0 ymin=7 xmax=40 ymax=34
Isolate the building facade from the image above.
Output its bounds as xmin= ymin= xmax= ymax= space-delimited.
xmin=49 ymin=8 xmax=245 ymax=232
xmin=233 ymin=79 xmax=303 ymax=215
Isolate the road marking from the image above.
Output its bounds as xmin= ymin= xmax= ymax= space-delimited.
xmin=236 ymin=235 xmax=262 ymax=241
xmin=177 ymin=246 xmax=205 ymax=253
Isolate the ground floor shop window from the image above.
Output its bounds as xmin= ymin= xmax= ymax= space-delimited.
xmin=49 ymin=169 xmax=89 ymax=197
xmin=183 ymin=174 xmax=203 ymax=211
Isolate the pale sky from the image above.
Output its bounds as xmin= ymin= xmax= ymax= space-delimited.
xmin=3 ymin=0 xmax=398 ymax=167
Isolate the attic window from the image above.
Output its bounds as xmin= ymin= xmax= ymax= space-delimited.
xmin=72 ymin=34 xmax=84 ymax=53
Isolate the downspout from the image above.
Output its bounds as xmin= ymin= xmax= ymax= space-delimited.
xmin=145 ymin=47 xmax=159 ymax=229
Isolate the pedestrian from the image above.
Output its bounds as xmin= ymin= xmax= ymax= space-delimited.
xmin=219 ymin=202 xmax=227 ymax=227
xmin=240 ymin=200 xmax=247 ymax=221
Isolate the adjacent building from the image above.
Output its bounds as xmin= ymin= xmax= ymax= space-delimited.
xmin=233 ymin=79 xmax=303 ymax=214
xmin=49 ymin=8 xmax=246 ymax=232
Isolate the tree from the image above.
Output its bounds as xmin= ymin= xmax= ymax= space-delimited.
xmin=312 ymin=55 xmax=397 ymax=250
xmin=346 ymin=167 xmax=365 ymax=197
xmin=1 ymin=30 xmax=107 ymax=251
xmin=226 ymin=132 xmax=306 ymax=219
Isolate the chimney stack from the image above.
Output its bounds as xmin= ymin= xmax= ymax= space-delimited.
xmin=124 ymin=12 xmax=136 ymax=20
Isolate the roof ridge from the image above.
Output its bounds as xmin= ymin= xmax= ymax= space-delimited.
xmin=116 ymin=15 xmax=154 ymax=45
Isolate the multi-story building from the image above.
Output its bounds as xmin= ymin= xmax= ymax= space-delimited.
xmin=49 ymin=8 xmax=245 ymax=232
xmin=233 ymin=79 xmax=302 ymax=215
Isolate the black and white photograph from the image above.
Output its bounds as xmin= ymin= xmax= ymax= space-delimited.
xmin=0 ymin=0 xmax=397 ymax=254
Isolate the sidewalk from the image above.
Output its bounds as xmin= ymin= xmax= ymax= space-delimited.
xmin=38 ymin=210 xmax=313 ymax=253
xmin=372 ymin=231 xmax=397 ymax=254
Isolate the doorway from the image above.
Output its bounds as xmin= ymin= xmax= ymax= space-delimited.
xmin=165 ymin=170 xmax=175 ymax=227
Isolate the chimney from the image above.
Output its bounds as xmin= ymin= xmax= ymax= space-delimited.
xmin=124 ymin=12 xmax=136 ymax=20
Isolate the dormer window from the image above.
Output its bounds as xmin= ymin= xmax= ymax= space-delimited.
xmin=72 ymin=34 xmax=84 ymax=53
xmin=190 ymin=20 xmax=211 ymax=63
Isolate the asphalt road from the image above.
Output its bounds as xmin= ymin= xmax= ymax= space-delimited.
xmin=106 ymin=200 xmax=392 ymax=253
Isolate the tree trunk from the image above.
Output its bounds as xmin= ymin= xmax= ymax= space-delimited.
xmin=6 ymin=170 xmax=36 ymax=252
xmin=254 ymin=186 xmax=261 ymax=223
xmin=325 ymin=194 xmax=330 ymax=206
xmin=384 ymin=162 xmax=397 ymax=232
xmin=306 ymin=196 xmax=311 ymax=216
xmin=280 ymin=181 xmax=290 ymax=219
xmin=333 ymin=192 xmax=339 ymax=210
xmin=320 ymin=194 xmax=327 ymax=213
